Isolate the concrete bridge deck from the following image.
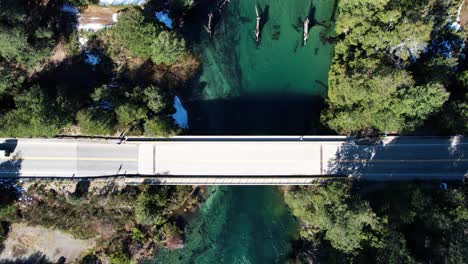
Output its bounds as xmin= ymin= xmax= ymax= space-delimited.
xmin=0 ymin=136 xmax=466 ymax=184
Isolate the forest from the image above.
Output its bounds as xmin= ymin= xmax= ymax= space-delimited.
xmin=285 ymin=181 xmax=468 ymax=263
xmin=0 ymin=0 xmax=466 ymax=137
xmin=0 ymin=0 xmax=197 ymax=138
xmin=322 ymin=0 xmax=467 ymax=135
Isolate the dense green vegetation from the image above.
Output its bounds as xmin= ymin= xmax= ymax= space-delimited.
xmin=322 ymin=0 xmax=467 ymax=135
xmin=285 ymin=182 xmax=468 ymax=263
xmin=103 ymin=7 xmax=188 ymax=65
xmin=0 ymin=1 xmax=196 ymax=137
xmin=0 ymin=0 xmax=56 ymax=67
xmin=0 ymin=184 xmax=18 ymax=249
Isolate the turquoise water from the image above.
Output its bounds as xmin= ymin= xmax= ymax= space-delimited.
xmin=185 ymin=0 xmax=335 ymax=134
xmin=152 ymin=187 xmax=297 ymax=263
xmin=153 ymin=0 xmax=335 ymax=263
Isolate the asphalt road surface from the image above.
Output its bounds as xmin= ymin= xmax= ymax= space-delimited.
xmin=0 ymin=139 xmax=138 ymax=177
xmin=0 ymin=136 xmax=466 ymax=182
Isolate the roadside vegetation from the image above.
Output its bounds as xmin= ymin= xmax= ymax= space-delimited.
xmin=285 ymin=182 xmax=468 ymax=263
xmin=0 ymin=181 xmax=203 ymax=263
xmin=322 ymin=0 xmax=467 ymax=135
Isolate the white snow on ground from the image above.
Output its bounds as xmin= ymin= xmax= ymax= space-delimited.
xmin=450 ymin=1 xmax=464 ymax=31
xmin=78 ymin=37 xmax=89 ymax=46
xmin=172 ymin=96 xmax=188 ymax=128
xmin=155 ymin=11 xmax=173 ymax=29
xmin=78 ymin=23 xmax=107 ymax=31
xmin=85 ymin=51 xmax=101 ymax=65
xmin=99 ymin=0 xmax=147 ymax=5
xmin=61 ymin=4 xmax=104 ymax=66
xmin=61 ymin=4 xmax=79 ymax=14
xmin=450 ymin=22 xmax=461 ymax=31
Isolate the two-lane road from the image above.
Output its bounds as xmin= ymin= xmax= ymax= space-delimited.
xmin=0 ymin=136 xmax=466 ymax=183
xmin=0 ymin=140 xmax=138 ymax=177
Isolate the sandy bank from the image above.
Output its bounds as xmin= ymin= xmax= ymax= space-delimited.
xmin=0 ymin=223 xmax=95 ymax=263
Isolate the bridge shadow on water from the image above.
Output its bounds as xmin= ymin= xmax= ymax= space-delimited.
xmin=184 ymin=95 xmax=330 ymax=135
xmin=326 ymin=136 xmax=467 ymax=181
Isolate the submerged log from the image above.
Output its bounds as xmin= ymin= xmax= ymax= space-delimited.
xmin=303 ymin=17 xmax=309 ymax=46
xmin=255 ymin=5 xmax=261 ymax=44
xmin=204 ymin=12 xmax=213 ymax=38
xmin=218 ymin=0 xmax=230 ymax=12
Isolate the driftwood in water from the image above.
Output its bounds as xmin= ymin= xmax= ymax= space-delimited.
xmin=255 ymin=5 xmax=261 ymax=44
xmin=204 ymin=12 xmax=213 ymax=38
xmin=303 ymin=17 xmax=310 ymax=46
xmin=218 ymin=0 xmax=230 ymax=12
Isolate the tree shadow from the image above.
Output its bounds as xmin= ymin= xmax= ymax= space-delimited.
xmin=0 ymin=139 xmax=17 ymax=157
xmin=28 ymin=51 xmax=114 ymax=124
xmin=326 ymin=136 xmax=467 ymax=181
xmin=0 ymin=139 xmax=22 ymax=179
xmin=0 ymin=252 xmax=58 ymax=264
xmin=72 ymin=180 xmax=90 ymax=199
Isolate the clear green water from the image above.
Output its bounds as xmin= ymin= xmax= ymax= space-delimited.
xmin=186 ymin=0 xmax=335 ymax=134
xmin=152 ymin=187 xmax=297 ymax=263
xmin=152 ymin=0 xmax=335 ymax=263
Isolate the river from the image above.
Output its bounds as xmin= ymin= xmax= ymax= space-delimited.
xmin=151 ymin=0 xmax=335 ymax=262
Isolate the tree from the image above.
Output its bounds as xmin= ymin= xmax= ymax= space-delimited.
xmin=0 ymin=86 xmax=63 ymax=137
xmin=109 ymin=7 xmax=158 ymax=59
xmin=150 ymin=31 xmax=187 ymax=65
xmin=109 ymin=252 xmax=133 ymax=264
xmin=135 ymin=186 xmax=171 ymax=226
xmin=104 ymin=7 xmax=188 ymax=65
xmin=143 ymin=117 xmax=178 ymax=137
xmin=87 ymin=84 xmax=176 ymax=136
xmin=0 ymin=65 xmax=25 ymax=95
xmin=0 ymin=0 xmax=55 ymax=67
xmin=115 ymin=104 xmax=146 ymax=131
xmin=0 ymin=26 xmax=51 ymax=67
xmin=322 ymin=0 xmax=449 ymax=135
xmin=76 ymin=109 xmax=114 ymax=136
xmin=323 ymin=67 xmax=448 ymax=134
xmin=285 ymin=183 xmax=383 ymax=254
xmin=374 ymin=229 xmax=417 ymax=264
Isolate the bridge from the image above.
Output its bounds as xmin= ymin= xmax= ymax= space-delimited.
xmin=0 ymin=136 xmax=467 ymax=184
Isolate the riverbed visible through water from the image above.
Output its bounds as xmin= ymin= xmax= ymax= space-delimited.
xmin=151 ymin=0 xmax=335 ymax=262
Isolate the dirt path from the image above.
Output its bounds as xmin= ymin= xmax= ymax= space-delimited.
xmin=0 ymin=223 xmax=95 ymax=263
xmin=460 ymin=0 xmax=468 ymax=29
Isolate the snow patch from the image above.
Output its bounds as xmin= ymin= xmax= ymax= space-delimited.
xmin=78 ymin=23 xmax=107 ymax=31
xmin=85 ymin=51 xmax=101 ymax=65
xmin=449 ymin=22 xmax=461 ymax=31
xmin=78 ymin=37 xmax=89 ymax=46
xmin=99 ymin=0 xmax=147 ymax=5
xmin=449 ymin=1 xmax=464 ymax=31
xmin=61 ymin=4 xmax=79 ymax=14
xmin=155 ymin=11 xmax=173 ymax=29
xmin=171 ymin=96 xmax=188 ymax=128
